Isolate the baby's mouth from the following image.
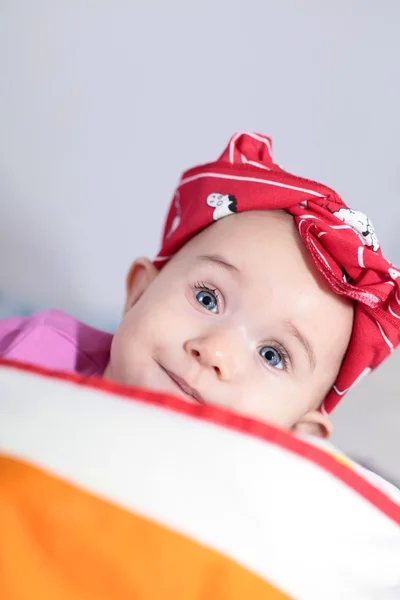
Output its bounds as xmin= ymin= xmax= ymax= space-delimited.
xmin=156 ymin=361 xmax=204 ymax=404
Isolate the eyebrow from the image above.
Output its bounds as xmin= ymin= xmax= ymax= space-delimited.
xmin=197 ymin=254 xmax=241 ymax=276
xmin=284 ymin=320 xmax=316 ymax=371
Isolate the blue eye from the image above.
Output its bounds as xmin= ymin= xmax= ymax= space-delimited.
xmin=195 ymin=289 xmax=218 ymax=313
xmin=259 ymin=346 xmax=284 ymax=370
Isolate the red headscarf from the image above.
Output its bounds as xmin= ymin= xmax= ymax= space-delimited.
xmin=154 ymin=132 xmax=400 ymax=413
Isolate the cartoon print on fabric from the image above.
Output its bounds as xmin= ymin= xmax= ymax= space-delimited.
xmin=166 ymin=191 xmax=181 ymax=238
xmin=333 ymin=208 xmax=380 ymax=252
xmin=206 ymin=193 xmax=238 ymax=221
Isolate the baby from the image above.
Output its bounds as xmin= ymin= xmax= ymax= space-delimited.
xmin=1 ymin=132 xmax=399 ymax=438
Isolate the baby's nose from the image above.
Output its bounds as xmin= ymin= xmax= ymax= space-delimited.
xmin=184 ymin=333 xmax=240 ymax=381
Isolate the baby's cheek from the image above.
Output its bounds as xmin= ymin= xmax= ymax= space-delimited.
xmin=121 ymin=291 xmax=189 ymax=352
xmin=148 ymin=287 xmax=195 ymax=330
xmin=239 ymin=378 xmax=310 ymax=427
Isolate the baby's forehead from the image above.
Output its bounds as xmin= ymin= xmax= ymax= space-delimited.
xmin=182 ymin=210 xmax=302 ymax=265
xmin=191 ymin=210 xmax=295 ymax=248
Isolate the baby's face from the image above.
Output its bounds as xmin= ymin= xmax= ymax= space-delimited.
xmin=106 ymin=211 xmax=353 ymax=434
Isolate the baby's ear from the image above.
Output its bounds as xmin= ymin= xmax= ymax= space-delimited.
xmin=291 ymin=410 xmax=333 ymax=439
xmin=124 ymin=258 xmax=159 ymax=313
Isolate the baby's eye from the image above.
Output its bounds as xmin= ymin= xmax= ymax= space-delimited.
xmin=195 ymin=288 xmax=219 ymax=313
xmin=259 ymin=345 xmax=284 ymax=370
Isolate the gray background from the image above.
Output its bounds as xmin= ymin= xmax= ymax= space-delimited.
xmin=1 ymin=1 xmax=399 ymax=479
